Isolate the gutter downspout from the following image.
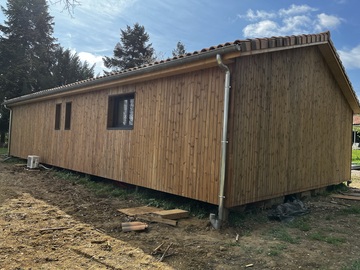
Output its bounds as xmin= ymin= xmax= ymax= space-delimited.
xmin=210 ymin=54 xmax=231 ymax=230
xmin=3 ymin=104 xmax=12 ymax=156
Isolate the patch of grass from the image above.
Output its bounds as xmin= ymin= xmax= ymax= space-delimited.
xmin=286 ymin=217 xmax=312 ymax=232
xmin=309 ymin=231 xmax=346 ymax=245
xmin=52 ymin=169 xmax=215 ymax=218
xmin=343 ymin=260 xmax=360 ymax=270
xmin=352 ymin=150 xmax=360 ymax=164
xmin=266 ymin=226 xmax=300 ymax=244
xmin=228 ymin=210 xmax=268 ymax=228
xmin=267 ymin=243 xmax=287 ymax=256
xmin=340 ymin=206 xmax=360 ymax=215
xmin=2 ymin=157 xmax=26 ymax=164
xmin=0 ymin=147 xmax=7 ymax=155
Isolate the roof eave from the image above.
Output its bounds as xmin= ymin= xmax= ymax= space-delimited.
xmin=318 ymin=42 xmax=360 ymax=114
xmin=3 ymin=44 xmax=241 ymax=107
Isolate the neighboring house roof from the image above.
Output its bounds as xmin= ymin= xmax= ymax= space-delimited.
xmin=354 ymin=115 xmax=360 ymax=125
xmin=3 ymin=31 xmax=360 ymax=113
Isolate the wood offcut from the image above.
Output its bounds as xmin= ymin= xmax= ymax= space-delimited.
xmin=121 ymin=222 xmax=148 ymax=232
xmin=331 ymin=194 xmax=360 ymax=201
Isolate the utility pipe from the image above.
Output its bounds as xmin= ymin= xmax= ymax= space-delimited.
xmin=3 ymin=103 xmax=12 ymax=156
xmin=210 ymin=54 xmax=231 ymax=230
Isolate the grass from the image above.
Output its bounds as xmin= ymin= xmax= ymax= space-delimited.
xmin=352 ymin=149 xmax=360 ymax=164
xmin=265 ymin=226 xmax=300 ymax=244
xmin=309 ymin=231 xmax=346 ymax=245
xmin=228 ymin=209 xmax=268 ymax=228
xmin=286 ymin=217 xmax=312 ymax=232
xmin=53 ymin=169 xmax=214 ymax=218
xmin=0 ymin=147 xmax=7 ymax=155
xmin=267 ymin=243 xmax=287 ymax=256
xmin=343 ymin=260 xmax=360 ymax=270
xmin=340 ymin=205 xmax=360 ymax=215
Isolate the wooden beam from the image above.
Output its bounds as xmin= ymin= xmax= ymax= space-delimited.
xmin=331 ymin=194 xmax=360 ymax=201
xmin=153 ymin=209 xmax=189 ymax=220
xmin=138 ymin=215 xmax=178 ymax=226
xmin=118 ymin=206 xmax=161 ymax=216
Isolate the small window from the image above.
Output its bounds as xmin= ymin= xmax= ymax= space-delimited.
xmin=64 ymin=102 xmax=72 ymax=130
xmin=107 ymin=93 xmax=135 ymax=129
xmin=55 ymin=103 xmax=61 ymax=130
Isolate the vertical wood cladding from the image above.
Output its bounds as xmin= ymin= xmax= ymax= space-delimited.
xmin=9 ymin=67 xmax=224 ymax=205
xmin=226 ymin=46 xmax=352 ymax=207
xmin=9 ymin=46 xmax=354 ymax=208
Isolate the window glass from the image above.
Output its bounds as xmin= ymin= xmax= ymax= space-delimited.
xmin=107 ymin=94 xmax=135 ymax=129
xmin=64 ymin=102 xmax=72 ymax=130
xmin=55 ymin=103 xmax=61 ymax=130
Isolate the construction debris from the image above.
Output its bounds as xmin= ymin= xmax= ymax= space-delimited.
xmin=118 ymin=206 xmax=160 ymax=216
xmin=121 ymin=222 xmax=148 ymax=232
xmin=138 ymin=215 xmax=178 ymax=227
xmin=118 ymin=206 xmax=189 ymax=227
xmin=151 ymin=242 xmax=165 ymax=255
xmin=153 ymin=209 xmax=189 ymax=220
xmin=331 ymin=194 xmax=360 ymax=201
xmin=159 ymin=242 xmax=173 ymax=262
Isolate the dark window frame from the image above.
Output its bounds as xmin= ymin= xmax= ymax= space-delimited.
xmin=55 ymin=103 xmax=61 ymax=130
xmin=107 ymin=93 xmax=135 ymax=130
xmin=64 ymin=102 xmax=72 ymax=130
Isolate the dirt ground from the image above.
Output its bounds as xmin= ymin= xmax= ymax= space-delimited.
xmin=1 ymin=158 xmax=360 ymax=270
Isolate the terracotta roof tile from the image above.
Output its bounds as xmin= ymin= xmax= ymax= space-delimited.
xmin=5 ymin=31 xmax=353 ymax=107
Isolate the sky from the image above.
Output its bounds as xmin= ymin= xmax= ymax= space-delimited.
xmin=0 ymin=0 xmax=360 ymax=97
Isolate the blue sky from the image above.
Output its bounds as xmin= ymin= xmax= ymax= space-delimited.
xmin=1 ymin=0 xmax=360 ymax=97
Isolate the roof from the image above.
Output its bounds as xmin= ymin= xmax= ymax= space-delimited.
xmin=3 ymin=31 xmax=360 ymax=113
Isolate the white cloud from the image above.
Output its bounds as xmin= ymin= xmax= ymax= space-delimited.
xmin=78 ymin=52 xmax=109 ymax=76
xmin=239 ymin=9 xmax=276 ymax=21
xmin=239 ymin=4 xmax=343 ymax=38
xmin=316 ymin=13 xmax=342 ymax=30
xmin=279 ymin=4 xmax=317 ymax=16
xmin=243 ymin=20 xmax=279 ymax=38
xmin=338 ymin=45 xmax=360 ymax=69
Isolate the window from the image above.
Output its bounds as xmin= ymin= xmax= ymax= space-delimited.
xmin=64 ymin=102 xmax=72 ymax=130
xmin=107 ymin=93 xmax=135 ymax=129
xmin=55 ymin=103 xmax=61 ymax=130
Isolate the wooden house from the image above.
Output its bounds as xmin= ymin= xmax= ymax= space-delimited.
xmin=3 ymin=31 xmax=360 ymax=217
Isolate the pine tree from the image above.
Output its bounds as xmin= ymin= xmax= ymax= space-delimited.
xmin=172 ymin=41 xmax=186 ymax=57
xmin=52 ymin=46 xmax=95 ymax=86
xmin=0 ymin=0 xmax=57 ymax=94
xmin=103 ymin=23 xmax=155 ymax=72
xmin=0 ymin=0 xmax=94 ymax=143
xmin=0 ymin=0 xmax=57 ymax=143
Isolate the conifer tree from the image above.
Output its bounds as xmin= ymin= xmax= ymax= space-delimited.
xmin=0 ymin=0 xmax=94 ymax=143
xmin=103 ymin=23 xmax=155 ymax=72
xmin=172 ymin=41 xmax=186 ymax=57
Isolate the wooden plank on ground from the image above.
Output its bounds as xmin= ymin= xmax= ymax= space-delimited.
xmin=138 ymin=215 xmax=178 ymax=227
xmin=121 ymin=222 xmax=148 ymax=232
xmin=153 ymin=209 xmax=189 ymax=220
xmin=342 ymin=193 xmax=360 ymax=197
xmin=331 ymin=194 xmax=360 ymax=201
xmin=118 ymin=206 xmax=160 ymax=216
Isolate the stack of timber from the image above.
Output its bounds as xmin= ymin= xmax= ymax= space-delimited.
xmin=331 ymin=188 xmax=360 ymax=201
xmin=118 ymin=206 xmax=189 ymax=230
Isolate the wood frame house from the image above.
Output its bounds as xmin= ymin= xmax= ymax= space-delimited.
xmin=3 ymin=31 xmax=360 ymax=214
